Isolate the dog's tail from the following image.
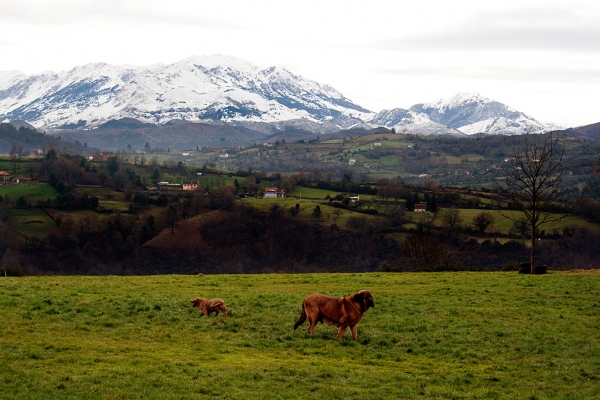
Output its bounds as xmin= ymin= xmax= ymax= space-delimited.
xmin=293 ymin=303 xmax=307 ymax=330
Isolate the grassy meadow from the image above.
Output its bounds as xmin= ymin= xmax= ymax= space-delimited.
xmin=0 ymin=182 xmax=58 ymax=201
xmin=1 ymin=271 xmax=599 ymax=399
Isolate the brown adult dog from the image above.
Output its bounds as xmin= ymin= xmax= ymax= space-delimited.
xmin=191 ymin=297 xmax=227 ymax=318
xmin=293 ymin=290 xmax=374 ymax=340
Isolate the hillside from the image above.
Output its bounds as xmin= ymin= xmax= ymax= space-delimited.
xmin=0 ymin=122 xmax=90 ymax=155
xmin=2 ymin=137 xmax=600 ymax=277
xmin=571 ymin=122 xmax=600 ymax=141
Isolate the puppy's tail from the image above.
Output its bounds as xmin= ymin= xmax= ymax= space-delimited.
xmin=293 ymin=304 xmax=307 ymax=330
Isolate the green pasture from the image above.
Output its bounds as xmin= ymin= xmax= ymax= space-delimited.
xmin=198 ymin=175 xmax=237 ymax=189
xmin=1 ymin=272 xmax=598 ymax=399
xmin=243 ymin=197 xmax=384 ymax=227
xmin=243 ymin=198 xmax=333 ymax=223
xmin=0 ymin=183 xmax=59 ymax=202
xmin=12 ymin=208 xmax=56 ymax=238
xmin=445 ymin=154 xmax=487 ymax=165
xmin=453 ymin=209 xmax=600 ymax=236
xmin=287 ymin=187 xmax=341 ymax=199
xmin=265 ymin=191 xmax=378 ymax=208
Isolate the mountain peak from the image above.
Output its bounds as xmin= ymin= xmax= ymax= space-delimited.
xmin=0 ymin=55 xmax=371 ymax=130
xmin=369 ymin=92 xmax=546 ymax=136
xmin=0 ymin=55 xmax=551 ymax=137
xmin=179 ymin=54 xmax=260 ymax=72
xmin=425 ymin=92 xmax=491 ymax=112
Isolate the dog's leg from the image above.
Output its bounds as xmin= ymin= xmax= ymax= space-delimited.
xmin=350 ymin=325 xmax=358 ymax=340
xmin=306 ymin=309 xmax=319 ymax=336
xmin=337 ymin=325 xmax=349 ymax=340
xmin=214 ymin=309 xmax=220 ymax=316
xmin=308 ymin=316 xmax=317 ymax=336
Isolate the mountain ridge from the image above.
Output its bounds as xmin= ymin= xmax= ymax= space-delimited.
xmin=1 ymin=56 xmax=556 ymax=138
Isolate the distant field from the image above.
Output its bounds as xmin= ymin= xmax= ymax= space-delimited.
xmin=0 ymin=183 xmax=58 ymax=202
xmin=12 ymin=208 xmax=56 ymax=238
xmin=244 ymin=196 xmax=385 ymax=227
xmin=286 ymin=186 xmax=341 ymax=199
xmin=454 ymin=209 xmax=600 ymax=235
xmin=0 ymin=271 xmax=598 ymax=399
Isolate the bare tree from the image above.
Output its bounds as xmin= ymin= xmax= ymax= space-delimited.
xmin=495 ymin=132 xmax=579 ymax=274
xmin=511 ymin=218 xmax=531 ymax=238
xmin=472 ymin=211 xmax=494 ymax=235
xmin=441 ymin=207 xmax=462 ymax=230
xmin=588 ymin=164 xmax=600 ymax=202
xmin=400 ymin=233 xmax=446 ymax=271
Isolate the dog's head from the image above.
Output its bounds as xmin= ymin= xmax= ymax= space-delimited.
xmin=191 ymin=298 xmax=205 ymax=307
xmin=356 ymin=290 xmax=375 ymax=310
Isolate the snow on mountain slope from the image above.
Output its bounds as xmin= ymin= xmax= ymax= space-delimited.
xmin=368 ymin=93 xmax=547 ymax=136
xmin=1 ymin=56 xmax=553 ymax=137
xmin=410 ymin=92 xmax=545 ymax=135
xmin=0 ymin=55 xmax=374 ymax=130
xmin=458 ymin=116 xmax=542 ymax=135
xmin=368 ymin=108 xmax=464 ymax=136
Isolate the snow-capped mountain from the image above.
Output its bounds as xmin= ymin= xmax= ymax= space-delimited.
xmin=0 ymin=56 xmax=554 ymax=137
xmin=367 ymin=93 xmax=549 ymax=135
xmin=0 ymin=55 xmax=372 ymax=130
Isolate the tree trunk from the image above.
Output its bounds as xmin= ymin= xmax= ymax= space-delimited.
xmin=530 ymin=230 xmax=536 ymax=274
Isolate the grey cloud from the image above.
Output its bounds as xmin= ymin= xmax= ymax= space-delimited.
xmin=377 ymin=7 xmax=600 ymax=53
xmin=0 ymin=0 xmax=247 ymax=30
xmin=375 ymin=64 xmax=600 ymax=83
xmin=383 ymin=27 xmax=600 ymax=52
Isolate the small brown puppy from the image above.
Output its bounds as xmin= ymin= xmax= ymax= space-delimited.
xmin=293 ymin=290 xmax=374 ymax=340
xmin=191 ymin=297 xmax=227 ymax=318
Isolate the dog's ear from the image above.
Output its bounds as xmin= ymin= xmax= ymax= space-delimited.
xmin=366 ymin=291 xmax=374 ymax=309
xmin=355 ymin=290 xmax=366 ymax=306
xmin=358 ymin=290 xmax=374 ymax=309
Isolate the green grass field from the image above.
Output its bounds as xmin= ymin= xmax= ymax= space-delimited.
xmin=1 ymin=271 xmax=598 ymax=399
xmin=0 ymin=183 xmax=58 ymax=202
xmin=452 ymin=209 xmax=600 ymax=236
xmin=12 ymin=208 xmax=56 ymax=238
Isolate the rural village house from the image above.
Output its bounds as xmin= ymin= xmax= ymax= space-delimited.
xmin=263 ymin=187 xmax=286 ymax=198
xmin=414 ymin=204 xmax=426 ymax=212
xmin=0 ymin=171 xmax=10 ymax=183
xmin=182 ymin=181 xmax=199 ymax=191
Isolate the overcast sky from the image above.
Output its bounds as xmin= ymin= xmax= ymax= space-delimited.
xmin=0 ymin=0 xmax=598 ymax=127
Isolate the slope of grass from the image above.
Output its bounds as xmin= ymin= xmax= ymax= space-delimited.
xmin=1 ymin=271 xmax=598 ymax=399
xmin=12 ymin=208 xmax=56 ymax=238
xmin=454 ymin=209 xmax=600 ymax=235
xmin=0 ymin=182 xmax=58 ymax=201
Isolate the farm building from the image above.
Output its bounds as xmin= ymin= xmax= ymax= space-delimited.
xmin=182 ymin=181 xmax=199 ymax=191
xmin=263 ymin=187 xmax=286 ymax=198
xmin=414 ymin=204 xmax=426 ymax=212
xmin=0 ymin=171 xmax=10 ymax=183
